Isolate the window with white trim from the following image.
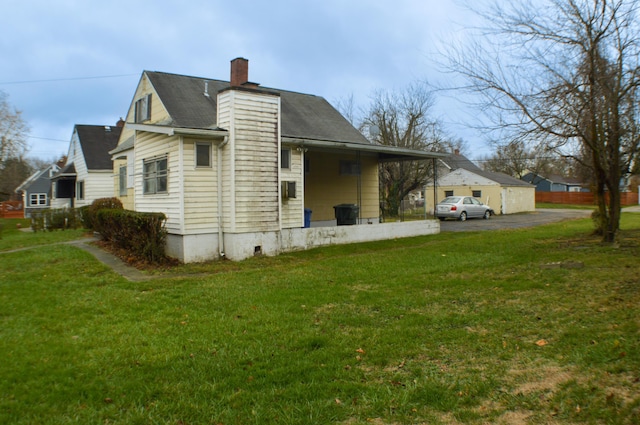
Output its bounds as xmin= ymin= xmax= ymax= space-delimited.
xmin=281 ymin=148 xmax=291 ymax=169
xmin=76 ymin=181 xmax=84 ymax=200
xmin=143 ymin=157 xmax=168 ymax=194
xmin=29 ymin=193 xmax=47 ymax=206
xmin=119 ymin=166 xmax=127 ymax=196
xmin=196 ymin=143 xmax=211 ymax=167
xmin=134 ymin=94 xmax=152 ymax=123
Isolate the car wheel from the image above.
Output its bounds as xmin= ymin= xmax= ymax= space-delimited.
xmin=483 ymin=210 xmax=491 ymax=219
xmin=459 ymin=211 xmax=467 ymax=221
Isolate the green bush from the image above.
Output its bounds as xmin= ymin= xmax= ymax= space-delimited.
xmin=31 ymin=209 xmax=82 ymax=232
xmin=77 ymin=206 xmax=91 ymax=229
xmin=94 ymin=209 xmax=167 ymax=263
xmin=84 ymin=197 xmax=123 ymax=230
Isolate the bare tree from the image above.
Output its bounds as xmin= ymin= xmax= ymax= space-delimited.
xmin=0 ymin=91 xmax=29 ymax=163
xmin=481 ymin=140 xmax=535 ymax=178
xmin=0 ymin=157 xmax=32 ymax=202
xmin=0 ymin=91 xmax=31 ymax=201
xmin=362 ymin=83 xmax=451 ymax=216
xmin=447 ymin=0 xmax=640 ymax=242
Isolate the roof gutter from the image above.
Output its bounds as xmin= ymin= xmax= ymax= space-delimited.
xmin=127 ymin=123 xmax=229 ymax=139
xmin=282 ymin=136 xmax=448 ymax=161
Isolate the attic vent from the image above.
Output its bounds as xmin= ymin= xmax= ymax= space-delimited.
xmin=105 ymin=126 xmax=111 ymax=132
xmin=204 ymin=81 xmax=209 ymax=97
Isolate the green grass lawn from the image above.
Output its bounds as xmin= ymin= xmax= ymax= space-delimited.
xmin=1 ymin=215 xmax=639 ymax=424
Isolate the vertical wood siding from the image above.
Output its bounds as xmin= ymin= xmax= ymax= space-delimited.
xmin=217 ymin=90 xmax=281 ymax=233
xmin=233 ymin=93 xmax=280 ymax=232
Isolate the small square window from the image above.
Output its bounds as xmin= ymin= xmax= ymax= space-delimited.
xmin=196 ymin=143 xmax=211 ymax=167
xmin=340 ymin=160 xmax=360 ymax=176
xmin=445 ymin=190 xmax=454 ymax=197
xmin=472 ymin=190 xmax=482 ymax=198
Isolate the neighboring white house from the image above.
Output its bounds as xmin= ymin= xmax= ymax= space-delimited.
xmin=426 ymin=151 xmax=535 ymax=215
xmin=110 ymin=57 xmax=445 ymax=262
xmin=51 ymin=124 xmax=123 ymax=208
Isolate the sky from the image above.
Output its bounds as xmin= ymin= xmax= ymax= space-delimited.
xmin=1 ymin=0 xmax=487 ymax=162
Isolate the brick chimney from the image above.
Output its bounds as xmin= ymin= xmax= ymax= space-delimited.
xmin=230 ymin=57 xmax=249 ymax=87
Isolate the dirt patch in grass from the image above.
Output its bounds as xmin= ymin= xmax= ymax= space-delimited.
xmin=559 ymin=228 xmax=640 ymax=250
xmin=510 ymin=364 xmax=574 ymax=396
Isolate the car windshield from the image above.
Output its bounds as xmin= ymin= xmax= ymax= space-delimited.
xmin=441 ymin=197 xmax=461 ymax=204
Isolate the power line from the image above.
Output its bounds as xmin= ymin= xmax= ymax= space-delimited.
xmin=28 ymin=136 xmax=68 ymax=142
xmin=0 ymin=73 xmax=138 ymax=86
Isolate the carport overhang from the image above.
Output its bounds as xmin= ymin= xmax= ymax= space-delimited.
xmin=282 ymin=137 xmax=448 ymax=162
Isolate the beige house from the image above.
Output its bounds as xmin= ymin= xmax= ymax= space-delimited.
xmin=426 ymin=151 xmax=535 ymax=215
xmin=110 ymin=58 xmax=443 ymax=262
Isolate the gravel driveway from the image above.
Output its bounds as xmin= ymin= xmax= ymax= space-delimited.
xmin=439 ymin=208 xmax=593 ymax=232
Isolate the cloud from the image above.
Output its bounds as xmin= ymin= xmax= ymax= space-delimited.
xmin=1 ymin=0 xmax=491 ymax=160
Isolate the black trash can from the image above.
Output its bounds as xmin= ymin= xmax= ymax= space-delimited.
xmin=333 ymin=204 xmax=359 ymax=225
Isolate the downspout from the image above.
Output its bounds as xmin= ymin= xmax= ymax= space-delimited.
xmin=217 ymin=136 xmax=229 ymax=258
xmin=432 ymin=158 xmax=437 ymax=218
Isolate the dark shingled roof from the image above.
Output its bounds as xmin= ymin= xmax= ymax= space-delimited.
xmin=441 ymin=153 xmax=533 ymax=187
xmin=145 ymin=71 xmax=370 ymax=145
xmin=75 ymin=125 xmax=122 ymax=170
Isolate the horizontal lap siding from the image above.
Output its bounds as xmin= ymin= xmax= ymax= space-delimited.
xmin=182 ymin=139 xmax=218 ymax=233
xmin=232 ymin=92 xmax=280 ymax=233
xmin=81 ymin=173 xmax=115 ymax=207
xmin=134 ymin=132 xmax=181 ymax=233
xmin=281 ymin=148 xmax=303 ymax=228
xmin=305 ymin=152 xmax=379 ymax=221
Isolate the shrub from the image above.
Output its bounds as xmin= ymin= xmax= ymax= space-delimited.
xmin=31 ymin=209 xmax=82 ymax=232
xmin=94 ymin=209 xmax=167 ymax=263
xmin=84 ymin=197 xmax=123 ymax=230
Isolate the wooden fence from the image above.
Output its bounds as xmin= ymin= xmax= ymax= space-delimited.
xmin=0 ymin=201 xmax=24 ymax=219
xmin=536 ymin=191 xmax=639 ymax=206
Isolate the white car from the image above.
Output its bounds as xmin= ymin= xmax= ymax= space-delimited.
xmin=435 ymin=196 xmax=494 ymax=221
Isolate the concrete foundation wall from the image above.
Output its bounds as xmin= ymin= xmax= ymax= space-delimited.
xmin=166 ymin=220 xmax=441 ymax=263
xmin=166 ymin=232 xmax=220 ymax=264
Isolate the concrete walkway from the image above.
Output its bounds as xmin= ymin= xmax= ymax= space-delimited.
xmin=2 ymin=235 xmax=152 ymax=282
xmin=69 ymin=239 xmax=152 ymax=282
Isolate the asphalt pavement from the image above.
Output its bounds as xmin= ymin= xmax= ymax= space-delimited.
xmin=438 ymin=208 xmax=594 ymax=232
